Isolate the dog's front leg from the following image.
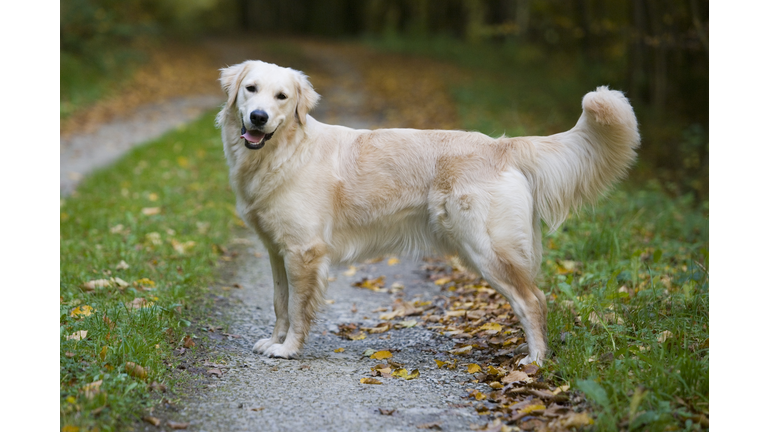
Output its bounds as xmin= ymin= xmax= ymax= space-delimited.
xmin=263 ymin=244 xmax=329 ymax=359
xmin=253 ymin=249 xmax=290 ymax=354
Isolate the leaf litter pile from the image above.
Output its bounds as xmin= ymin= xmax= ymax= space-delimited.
xmin=338 ymin=257 xmax=591 ymax=432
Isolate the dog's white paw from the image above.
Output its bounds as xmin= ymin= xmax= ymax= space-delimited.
xmin=264 ymin=343 xmax=300 ymax=359
xmin=253 ymin=338 xmax=275 ymax=354
xmin=517 ymin=353 xmax=545 ymax=367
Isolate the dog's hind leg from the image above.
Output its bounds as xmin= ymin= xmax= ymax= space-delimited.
xmin=263 ymin=243 xmax=329 ymax=359
xmin=253 ymin=249 xmax=291 ymax=354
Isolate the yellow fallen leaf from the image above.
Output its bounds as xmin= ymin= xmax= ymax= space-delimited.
xmin=396 ymin=320 xmax=418 ymax=328
xmin=134 ymin=278 xmax=156 ymax=288
xmin=489 ymin=382 xmax=503 ymax=389
xmin=370 ymin=350 xmax=393 ymax=360
xmin=467 ymin=363 xmax=482 ymax=374
xmin=348 ymin=331 xmax=366 ymax=340
xmin=392 ymin=368 xmax=420 ymax=380
xmin=67 ymin=330 xmax=88 ymax=341
xmin=141 ymin=207 xmax=161 ymax=216
xmin=480 ymin=322 xmax=502 ymax=334
xmin=487 ymin=365 xmax=505 ymax=377
xmin=434 ymin=277 xmax=451 ymax=285
xmin=361 ymin=323 xmax=391 ymax=333
xmin=61 ymin=425 xmax=79 ymax=432
xmin=343 ymin=266 xmax=357 ymax=277
xmin=520 ymin=404 xmax=546 ymax=414
xmin=334 ymin=347 xmax=345 ymax=353
xmin=99 ymin=346 xmax=108 ymax=361
xmin=435 ymin=359 xmax=450 ymax=368
xmin=360 ymin=378 xmax=382 ymax=385
xmin=387 ymin=257 xmax=400 ymax=266
xmin=70 ymin=305 xmax=93 ymax=318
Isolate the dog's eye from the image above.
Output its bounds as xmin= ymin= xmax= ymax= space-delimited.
xmin=246 ymin=85 xmax=257 ymax=93
xmin=276 ymin=93 xmax=287 ymax=100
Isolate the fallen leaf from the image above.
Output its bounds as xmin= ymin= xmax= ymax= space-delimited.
xmin=82 ymin=380 xmax=102 ymax=399
xmin=334 ymin=347 xmax=345 ymax=353
xmin=99 ymin=345 xmax=108 ymax=361
xmin=343 ymin=266 xmax=357 ymax=277
xmin=150 ymin=381 xmax=167 ymax=392
xmin=82 ymin=279 xmax=111 ymax=291
xmin=325 ymin=299 xmax=336 ymax=304
xmin=558 ymin=412 xmax=594 ymax=428
xmin=467 ymin=363 xmax=482 ymax=374
xmin=450 ymin=345 xmax=472 ymax=355
xmin=115 ymin=260 xmax=130 ymax=270
xmin=390 ymin=282 xmax=405 ymax=291
xmin=387 ymin=257 xmax=400 ymax=266
xmin=142 ymin=207 xmax=161 ymax=216
xmin=522 ymin=363 xmax=540 ymax=375
xmin=657 ymin=330 xmax=674 ymax=343
xmin=126 ymin=297 xmax=149 ymax=310
xmin=172 ymin=239 xmax=196 ymax=255
xmin=113 ymin=277 xmax=129 ymax=288
xmin=142 ymin=416 xmax=161 ymax=426
xmin=489 ymin=382 xmax=503 ymax=389
xmin=70 ymin=305 xmax=93 ymax=318
xmin=519 ymin=404 xmax=546 ymax=414
xmin=370 ymin=350 xmax=393 ymax=360
xmin=379 ymin=408 xmax=396 ymax=415
xmin=392 ymin=368 xmax=420 ymax=380
xmin=251 ymin=407 xmax=265 ymax=412
xmin=167 ymin=420 xmax=190 ymax=429
xmin=65 ymin=351 xmax=75 ymax=358
xmin=207 ymin=368 xmax=223 ymax=378
xmin=434 ymin=277 xmax=452 ymax=285
xmin=417 ymin=422 xmax=442 ymax=430
xmin=501 ymin=370 xmax=528 ymax=384
xmin=67 ymin=330 xmax=88 ymax=341
xmin=360 ymin=378 xmax=382 ymax=385
xmin=479 ymin=322 xmax=503 ymax=334
xmin=397 ymin=319 xmax=418 ymax=329
xmin=354 ymin=276 xmax=386 ymax=291
xmin=348 ymin=331 xmax=366 ymax=340
xmin=363 ymin=348 xmax=376 ymax=357
xmin=362 ymin=323 xmax=391 ymax=334
xmin=183 ymin=335 xmax=196 ymax=348
xmin=126 ymin=362 xmax=148 ymax=379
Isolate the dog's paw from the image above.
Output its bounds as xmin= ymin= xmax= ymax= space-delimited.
xmin=264 ymin=343 xmax=300 ymax=359
xmin=516 ymin=353 xmax=546 ymax=367
xmin=253 ymin=338 xmax=275 ymax=354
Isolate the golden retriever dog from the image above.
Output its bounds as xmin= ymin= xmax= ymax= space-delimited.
xmin=216 ymin=60 xmax=640 ymax=365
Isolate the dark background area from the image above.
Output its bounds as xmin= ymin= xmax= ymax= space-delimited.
xmin=61 ymin=0 xmax=708 ymax=199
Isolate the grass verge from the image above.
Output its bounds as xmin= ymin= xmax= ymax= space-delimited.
xmin=60 ymin=110 xmax=235 ymax=431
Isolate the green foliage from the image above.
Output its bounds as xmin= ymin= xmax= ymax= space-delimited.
xmin=542 ymin=188 xmax=708 ymax=430
xmin=60 ymin=111 xmax=235 ymax=430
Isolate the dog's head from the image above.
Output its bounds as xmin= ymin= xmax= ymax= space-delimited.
xmin=218 ymin=60 xmax=320 ymax=149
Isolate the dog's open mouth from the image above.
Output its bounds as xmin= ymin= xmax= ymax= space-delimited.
xmin=240 ymin=126 xmax=274 ymax=150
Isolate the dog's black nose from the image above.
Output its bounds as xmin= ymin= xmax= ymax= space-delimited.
xmin=250 ymin=110 xmax=269 ymax=127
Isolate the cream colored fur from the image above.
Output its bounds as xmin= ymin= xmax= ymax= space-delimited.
xmin=217 ymin=60 xmax=640 ymax=364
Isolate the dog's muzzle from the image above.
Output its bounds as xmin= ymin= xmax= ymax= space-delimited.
xmin=241 ymin=122 xmax=274 ymax=150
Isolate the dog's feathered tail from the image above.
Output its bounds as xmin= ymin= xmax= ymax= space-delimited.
xmin=526 ymin=86 xmax=640 ymax=231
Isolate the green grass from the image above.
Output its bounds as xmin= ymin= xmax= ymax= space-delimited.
xmin=60 ymin=111 xmax=236 ymax=430
xmin=542 ymin=188 xmax=709 ymax=431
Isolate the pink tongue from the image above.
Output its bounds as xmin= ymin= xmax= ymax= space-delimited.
xmin=241 ymin=131 xmax=266 ymax=143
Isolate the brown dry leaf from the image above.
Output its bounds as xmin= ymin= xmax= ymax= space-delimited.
xmin=67 ymin=330 xmax=88 ymax=341
xmin=657 ymin=330 xmax=674 ymax=343
xmin=251 ymin=407 xmax=265 ymax=412
xmin=501 ymin=370 xmax=528 ymax=384
xmin=142 ymin=416 xmax=161 ymax=426
xmin=167 ymin=420 xmax=190 ymax=429
xmin=450 ymin=345 xmax=472 ymax=355
xmin=150 ymin=381 xmax=167 ymax=392
xmin=417 ymin=422 xmax=442 ymax=430
xmin=522 ymin=363 xmax=540 ymax=375
xmin=387 ymin=257 xmax=400 ymax=266
xmin=370 ymin=350 xmax=393 ymax=360
xmin=360 ymin=378 xmax=382 ymax=385
xmin=182 ymin=335 xmax=196 ymax=348
xmin=557 ymin=412 xmax=594 ymax=428
xmin=207 ymin=368 xmax=223 ymax=378
xmin=126 ymin=362 xmax=148 ymax=379
xmin=142 ymin=207 xmax=161 ymax=216
xmin=467 ymin=363 xmax=482 ymax=374
xmin=379 ymin=408 xmax=396 ymax=415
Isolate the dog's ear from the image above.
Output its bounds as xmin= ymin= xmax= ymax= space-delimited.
xmin=293 ymin=70 xmax=320 ymax=126
xmin=219 ymin=62 xmax=250 ymax=110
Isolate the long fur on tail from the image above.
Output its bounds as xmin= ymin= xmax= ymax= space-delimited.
xmin=529 ymin=86 xmax=641 ymax=230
